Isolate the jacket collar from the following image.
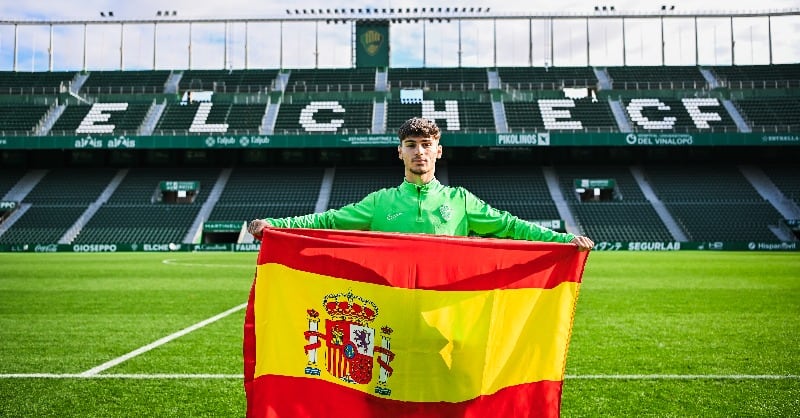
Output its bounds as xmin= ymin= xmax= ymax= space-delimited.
xmin=401 ymin=178 xmax=441 ymax=193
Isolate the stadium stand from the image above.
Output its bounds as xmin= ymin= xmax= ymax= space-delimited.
xmin=386 ymin=96 xmax=495 ymax=134
xmin=48 ymin=103 xmax=152 ymax=136
xmin=388 ymin=67 xmax=489 ymax=91
xmin=496 ymin=66 xmax=597 ymax=89
xmin=208 ymin=167 xmax=323 ymax=222
xmin=505 ymin=98 xmax=618 ymax=132
xmin=327 ymin=167 xmax=400 ymax=209
xmin=80 ymin=70 xmax=171 ymax=94
xmin=286 ymin=68 xmax=377 ymax=92
xmin=274 ymin=100 xmax=374 ymax=135
xmin=0 ymin=206 xmax=88 ymax=244
xmin=0 ymin=71 xmax=75 ymax=95
xmin=554 ymin=165 xmax=674 ymax=242
xmin=0 ymin=168 xmax=117 ymax=245
xmin=19 ymin=168 xmax=118 ymax=205
xmin=447 ymin=164 xmax=562 ymax=222
xmin=711 ymin=63 xmax=800 ymax=88
xmin=733 ymin=97 xmax=800 ymax=132
xmin=622 ymin=97 xmax=738 ymax=132
xmin=606 ymin=65 xmax=708 ymax=90
xmin=0 ymin=170 xmax=27 ymax=197
xmin=153 ymin=102 xmax=267 ymax=135
xmin=643 ymin=164 xmax=784 ymax=241
xmin=1 ymin=63 xmax=799 ymax=246
xmin=0 ymin=104 xmax=50 ymax=135
xmin=179 ymin=69 xmax=280 ymax=93
xmin=70 ymin=167 xmax=220 ymax=244
xmin=761 ymin=163 xmax=800 ymax=204
xmin=154 ymin=102 xmax=208 ymax=133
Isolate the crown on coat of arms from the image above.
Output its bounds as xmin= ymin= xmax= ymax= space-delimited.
xmin=323 ymin=290 xmax=378 ymax=325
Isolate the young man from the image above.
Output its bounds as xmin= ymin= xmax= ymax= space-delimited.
xmin=248 ymin=117 xmax=594 ymax=251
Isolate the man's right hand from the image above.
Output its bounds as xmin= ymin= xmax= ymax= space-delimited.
xmin=248 ymin=219 xmax=270 ymax=239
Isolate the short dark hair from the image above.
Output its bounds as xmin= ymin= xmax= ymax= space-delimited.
xmin=398 ymin=117 xmax=441 ymax=141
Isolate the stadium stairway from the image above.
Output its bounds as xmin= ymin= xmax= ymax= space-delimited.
xmin=262 ymin=101 xmax=280 ymax=135
xmin=372 ymin=101 xmax=387 ymax=134
xmin=139 ymin=100 xmax=166 ymax=136
xmin=739 ymin=164 xmax=800 ymax=222
xmin=722 ymin=100 xmax=751 ymax=132
xmin=69 ymin=73 xmax=89 ymax=94
xmin=0 ymin=170 xmax=48 ymax=237
xmin=314 ymin=168 xmax=335 ymax=214
xmin=541 ymin=167 xmax=582 ymax=235
xmin=375 ymin=69 xmax=388 ymax=92
xmin=59 ymin=169 xmax=128 ymax=244
xmin=629 ymin=165 xmax=688 ymax=241
xmin=698 ymin=67 xmax=721 ymax=89
xmin=608 ymin=98 xmax=632 ymax=133
xmin=2 ymin=170 xmax=47 ymax=202
xmin=593 ymin=67 xmax=612 ymax=90
xmin=164 ymin=71 xmax=181 ymax=94
xmin=183 ymin=168 xmax=232 ymax=243
xmin=38 ymin=103 xmax=65 ymax=135
xmin=0 ymin=203 xmax=30 ymax=238
xmin=491 ymin=100 xmax=509 ymax=133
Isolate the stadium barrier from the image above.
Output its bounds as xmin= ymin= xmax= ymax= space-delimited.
xmin=1 ymin=132 xmax=800 ymax=150
xmin=0 ymin=241 xmax=796 ymax=253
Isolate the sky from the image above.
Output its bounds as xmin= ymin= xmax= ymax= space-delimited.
xmin=1 ymin=0 xmax=798 ymax=71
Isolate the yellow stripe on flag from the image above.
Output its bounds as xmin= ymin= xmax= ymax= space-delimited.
xmin=254 ymin=263 xmax=579 ymax=403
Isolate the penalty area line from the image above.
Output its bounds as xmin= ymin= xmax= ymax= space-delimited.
xmin=77 ymin=303 xmax=247 ymax=377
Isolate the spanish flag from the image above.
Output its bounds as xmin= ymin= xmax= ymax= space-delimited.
xmin=244 ymin=228 xmax=588 ymax=418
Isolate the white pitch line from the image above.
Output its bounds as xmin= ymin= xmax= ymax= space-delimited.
xmin=161 ymin=259 xmax=253 ymax=268
xmin=1 ymin=373 xmax=797 ymax=380
xmin=77 ymin=303 xmax=247 ymax=377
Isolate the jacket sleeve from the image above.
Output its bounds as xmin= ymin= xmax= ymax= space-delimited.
xmin=265 ymin=192 xmax=375 ymax=230
xmin=463 ymin=188 xmax=575 ymax=243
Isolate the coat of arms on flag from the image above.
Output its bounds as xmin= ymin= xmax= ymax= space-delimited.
xmin=303 ymin=290 xmax=395 ymax=395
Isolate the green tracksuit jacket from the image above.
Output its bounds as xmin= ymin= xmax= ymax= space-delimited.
xmin=265 ymin=178 xmax=575 ymax=243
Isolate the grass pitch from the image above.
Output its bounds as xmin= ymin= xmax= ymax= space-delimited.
xmin=0 ymin=251 xmax=798 ymax=417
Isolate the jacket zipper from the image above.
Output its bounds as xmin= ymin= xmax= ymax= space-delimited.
xmin=416 ymin=186 xmax=423 ymax=222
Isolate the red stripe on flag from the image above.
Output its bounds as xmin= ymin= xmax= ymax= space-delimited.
xmin=243 ymin=278 xmax=257 ymax=415
xmin=257 ymin=228 xmax=587 ymax=290
xmin=246 ymin=374 xmax=563 ymax=418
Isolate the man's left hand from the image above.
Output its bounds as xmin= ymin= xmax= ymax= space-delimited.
xmin=571 ymin=236 xmax=594 ymax=251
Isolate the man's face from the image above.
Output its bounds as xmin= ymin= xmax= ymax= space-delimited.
xmin=398 ymin=135 xmax=442 ymax=176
